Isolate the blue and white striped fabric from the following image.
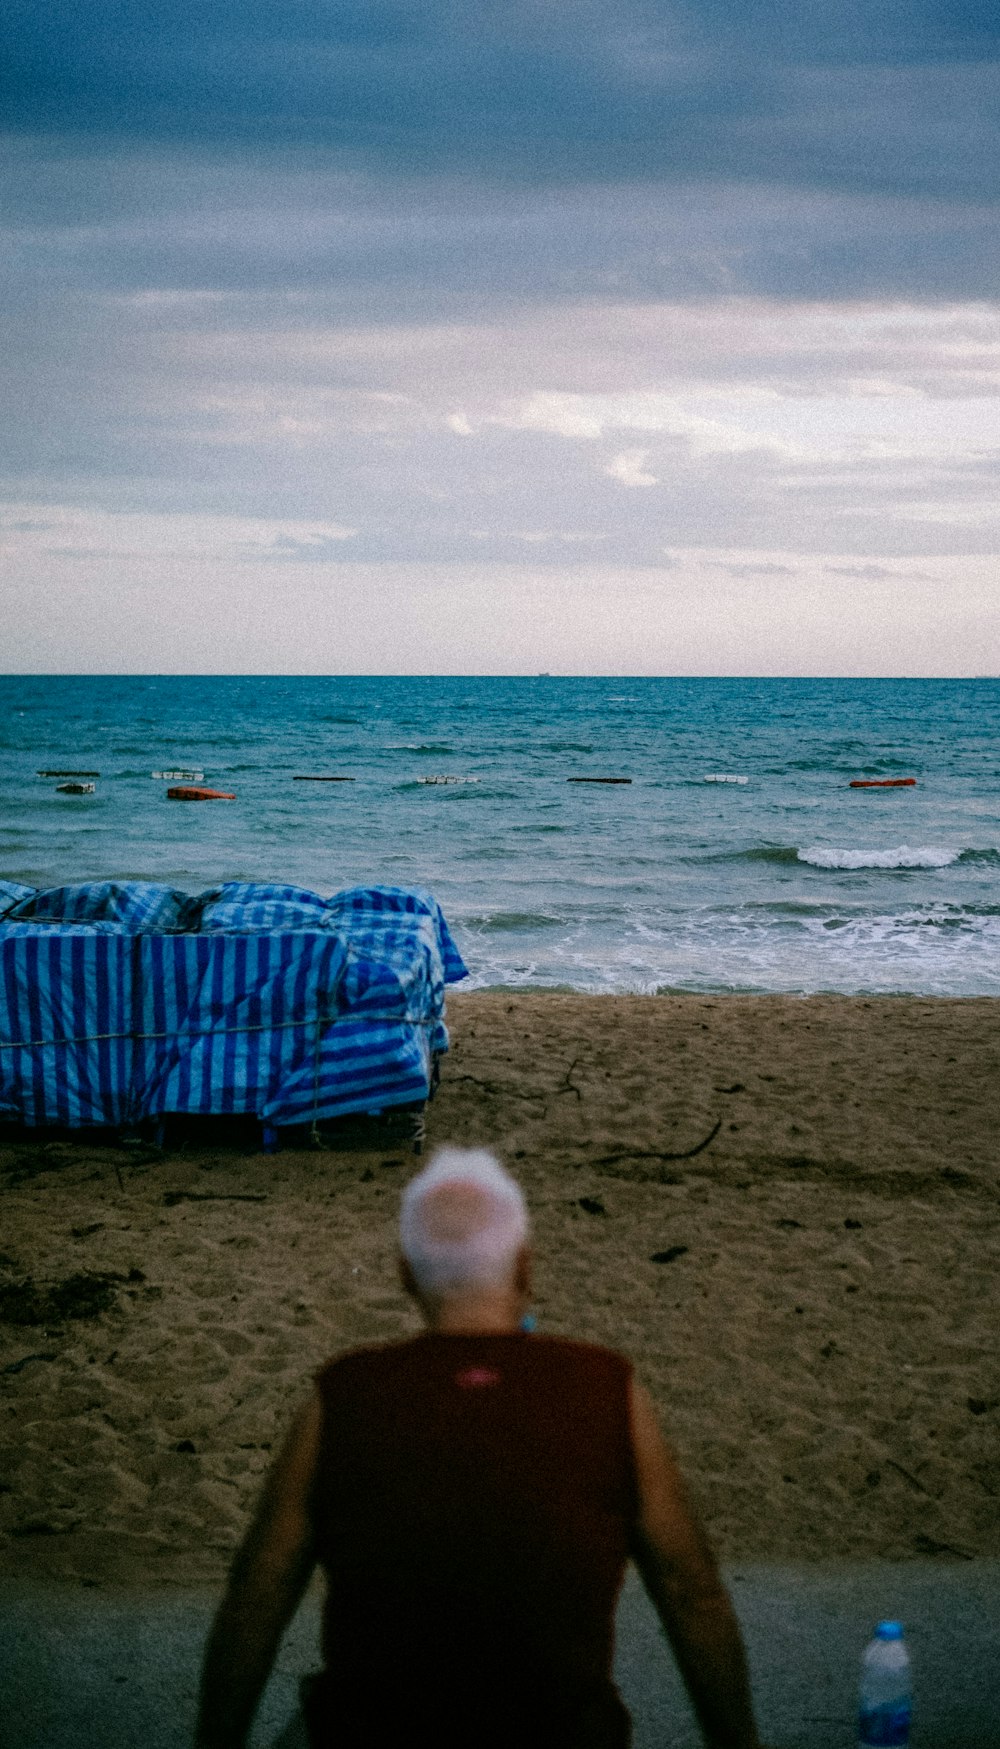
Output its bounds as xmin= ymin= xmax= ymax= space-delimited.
xmin=0 ymin=929 xmax=134 ymax=1127
xmin=0 ymin=881 xmax=36 ymax=918
xmin=6 ymin=881 xmax=189 ymax=931
xmin=194 ymin=882 xmax=330 ymax=933
xmin=133 ymin=933 xmax=352 ymax=1123
xmin=0 ymin=881 xmax=467 ymax=1130
xmin=339 ymin=921 xmax=449 ymax=1055
xmin=326 ymin=885 xmax=467 ymax=984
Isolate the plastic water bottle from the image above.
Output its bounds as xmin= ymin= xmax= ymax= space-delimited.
xmin=859 ymin=1620 xmax=912 ymax=1747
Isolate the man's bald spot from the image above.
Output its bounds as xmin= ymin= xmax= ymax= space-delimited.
xmin=419 ymin=1179 xmax=497 ymax=1247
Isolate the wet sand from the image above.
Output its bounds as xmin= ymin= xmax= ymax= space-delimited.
xmin=1 ymin=993 xmax=998 ymax=1586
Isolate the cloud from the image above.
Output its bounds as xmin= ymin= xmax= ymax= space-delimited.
xmin=718 ymin=561 xmax=796 ymax=576
xmin=824 ymin=562 xmax=935 ymax=581
xmin=1 ymin=0 xmax=998 ymax=676
xmin=605 ymin=450 xmax=658 ymax=488
xmin=3 ymin=2 xmax=998 ymax=203
xmin=495 ymin=390 xmax=793 ymax=456
xmin=2 ymin=298 xmax=996 ymax=576
xmin=3 ymin=146 xmax=998 ymax=314
xmin=268 ymin=527 xmax=359 ymax=558
xmin=0 ymin=506 xmax=359 ymax=561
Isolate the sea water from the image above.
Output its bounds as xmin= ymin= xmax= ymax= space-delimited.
xmin=2 ymin=675 xmax=999 ymax=996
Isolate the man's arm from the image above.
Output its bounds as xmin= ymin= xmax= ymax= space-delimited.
xmin=195 ymin=1390 xmax=322 ymax=1749
xmin=628 ymin=1378 xmax=762 ymax=1749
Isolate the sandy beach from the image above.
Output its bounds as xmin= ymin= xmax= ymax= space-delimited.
xmin=1 ymin=992 xmax=997 ymax=1588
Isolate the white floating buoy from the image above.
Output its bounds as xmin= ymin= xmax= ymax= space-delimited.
xmin=56 ymin=781 xmax=95 ymax=794
xmin=703 ymin=774 xmax=749 ymax=784
xmin=415 ymin=775 xmax=481 ymax=785
xmin=152 ymin=770 xmax=205 ymax=781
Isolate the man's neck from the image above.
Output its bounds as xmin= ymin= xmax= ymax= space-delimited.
xmin=424 ymin=1293 xmax=524 ymax=1335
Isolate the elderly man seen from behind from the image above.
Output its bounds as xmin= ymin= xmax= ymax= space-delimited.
xmin=196 ymin=1147 xmax=765 ymax=1749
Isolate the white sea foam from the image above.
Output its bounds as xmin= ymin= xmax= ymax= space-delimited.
xmin=455 ymin=906 xmax=1000 ymax=997
xmin=798 ymin=846 xmax=959 ymax=870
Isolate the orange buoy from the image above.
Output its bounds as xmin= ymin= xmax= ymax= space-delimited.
xmin=167 ymin=786 xmax=236 ymax=800
xmin=849 ymin=778 xmax=916 ymax=789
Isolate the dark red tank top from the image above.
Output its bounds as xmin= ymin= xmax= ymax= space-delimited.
xmin=307 ymin=1331 xmax=637 ymax=1749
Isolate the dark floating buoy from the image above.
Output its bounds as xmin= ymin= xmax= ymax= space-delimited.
xmin=39 ymin=769 xmax=100 ymax=777
xmin=567 ymin=776 xmax=632 ymax=785
xmin=849 ymin=778 xmax=916 ymax=788
xmin=293 ymin=775 xmax=356 ymax=782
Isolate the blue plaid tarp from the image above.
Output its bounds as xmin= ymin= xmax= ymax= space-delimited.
xmin=0 ymin=883 xmax=467 ymax=1130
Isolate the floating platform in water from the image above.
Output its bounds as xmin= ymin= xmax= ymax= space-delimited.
xmin=850 ymin=778 xmax=916 ymax=788
xmin=167 ymin=786 xmax=236 ymax=801
xmin=415 ymin=776 xmax=480 ymax=785
xmin=703 ymin=774 xmax=749 ymax=784
xmin=152 ymin=769 xmax=204 ymax=781
xmin=56 ymin=781 xmax=95 ymax=795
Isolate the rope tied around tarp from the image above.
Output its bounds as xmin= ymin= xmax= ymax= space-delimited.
xmin=0 ymin=1012 xmax=437 ymax=1051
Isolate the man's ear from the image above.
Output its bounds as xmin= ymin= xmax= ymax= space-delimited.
xmin=398 ymin=1254 xmax=419 ymax=1300
xmin=514 ymin=1244 xmax=533 ymax=1299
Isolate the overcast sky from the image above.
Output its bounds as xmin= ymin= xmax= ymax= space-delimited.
xmin=2 ymin=0 xmax=998 ymax=674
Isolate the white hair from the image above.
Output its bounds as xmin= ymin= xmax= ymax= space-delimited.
xmin=400 ymin=1147 xmax=529 ymax=1297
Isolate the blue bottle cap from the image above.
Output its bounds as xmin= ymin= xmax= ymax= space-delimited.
xmin=875 ymin=1620 xmax=904 ymax=1639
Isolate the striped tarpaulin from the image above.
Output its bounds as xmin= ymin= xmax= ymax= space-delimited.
xmin=0 ymin=928 xmax=134 ymax=1127
xmin=0 ymin=881 xmax=36 ymax=918
xmin=325 ymin=885 xmax=467 ymax=984
xmin=6 ymin=881 xmax=189 ymax=931
xmin=0 ymin=882 xmax=467 ymax=1131
xmin=133 ymin=932 xmax=350 ymax=1122
xmin=194 ymin=882 xmax=330 ymax=933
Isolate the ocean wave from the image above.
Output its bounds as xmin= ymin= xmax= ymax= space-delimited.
xmin=396 ymin=778 xmax=492 ymax=795
xmin=463 ymin=911 xmax=565 ymax=932
xmin=845 ymin=761 xmax=922 ymax=774
xmin=508 ymin=823 xmax=569 ymax=834
xmin=458 ymin=905 xmax=1000 ymax=996
xmin=701 ymin=847 xmax=802 ymax=865
xmin=798 ymin=846 xmax=958 ymax=870
xmin=386 ymin=743 xmax=454 ymax=754
xmin=701 ymin=843 xmax=999 ymax=871
xmin=784 ymin=754 xmax=916 ymax=774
